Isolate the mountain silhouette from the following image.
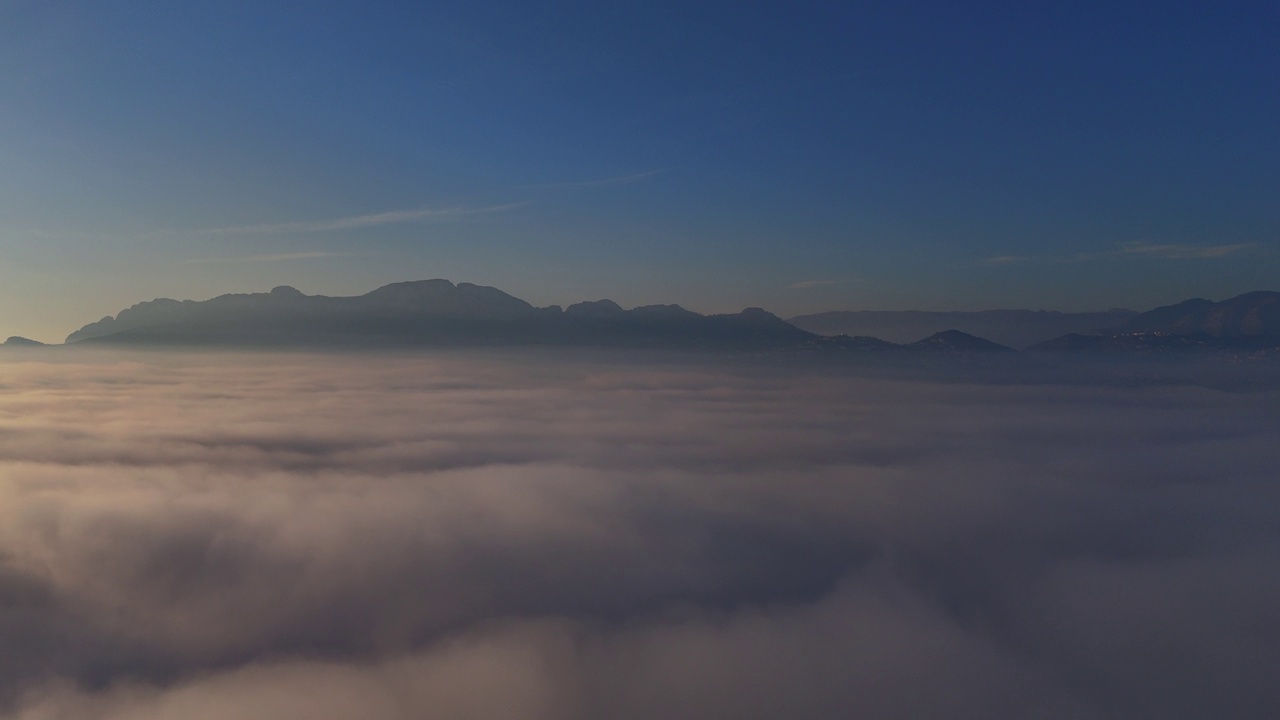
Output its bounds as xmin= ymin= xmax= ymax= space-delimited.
xmin=66 ymin=280 xmax=819 ymax=351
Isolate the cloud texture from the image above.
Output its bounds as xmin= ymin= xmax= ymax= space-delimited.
xmin=0 ymin=350 xmax=1277 ymax=718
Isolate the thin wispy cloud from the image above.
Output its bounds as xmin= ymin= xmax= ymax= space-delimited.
xmin=196 ymin=203 xmax=529 ymax=236
xmin=522 ymin=170 xmax=663 ymax=190
xmin=981 ymin=255 xmax=1030 ymax=266
xmin=789 ymin=279 xmax=858 ymax=290
xmin=21 ymin=203 xmax=529 ymax=245
xmin=180 ymin=252 xmax=359 ymax=265
xmin=991 ymin=242 xmax=1258 ymax=265
xmin=1118 ymin=241 xmax=1255 ymax=259
xmin=1057 ymin=251 xmax=1101 ymax=264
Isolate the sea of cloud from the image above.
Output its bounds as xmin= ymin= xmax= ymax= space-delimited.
xmin=0 ymin=348 xmax=1276 ymax=719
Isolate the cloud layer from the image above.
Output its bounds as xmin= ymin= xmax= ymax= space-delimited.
xmin=0 ymin=350 xmax=1277 ymax=718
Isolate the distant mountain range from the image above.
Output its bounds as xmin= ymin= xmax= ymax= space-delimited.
xmin=65 ymin=280 xmax=822 ymax=351
xmin=788 ymin=309 xmax=1136 ymax=349
xmin=49 ymin=282 xmax=1280 ymax=359
xmin=1025 ymin=292 xmax=1280 ymax=357
xmin=1105 ymin=291 xmax=1280 ymax=337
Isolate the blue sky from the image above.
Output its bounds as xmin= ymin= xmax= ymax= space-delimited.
xmin=2 ymin=0 xmax=1277 ymax=341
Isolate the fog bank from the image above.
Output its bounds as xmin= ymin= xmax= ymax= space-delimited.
xmin=0 ymin=350 xmax=1276 ymax=719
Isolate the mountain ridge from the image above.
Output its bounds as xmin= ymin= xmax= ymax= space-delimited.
xmin=65 ymin=280 xmax=820 ymax=351
xmin=55 ymin=282 xmax=1280 ymax=358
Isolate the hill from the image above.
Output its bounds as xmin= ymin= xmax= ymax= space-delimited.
xmin=907 ymin=330 xmax=1015 ymax=353
xmin=3 ymin=336 xmax=46 ymax=347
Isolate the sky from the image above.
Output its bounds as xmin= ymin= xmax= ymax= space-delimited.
xmin=2 ymin=0 xmax=1278 ymax=342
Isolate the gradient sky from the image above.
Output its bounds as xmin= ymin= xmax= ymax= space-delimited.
xmin=2 ymin=0 xmax=1277 ymax=341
